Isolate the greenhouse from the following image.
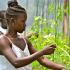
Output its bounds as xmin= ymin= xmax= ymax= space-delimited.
xmin=0 ymin=0 xmax=70 ymax=70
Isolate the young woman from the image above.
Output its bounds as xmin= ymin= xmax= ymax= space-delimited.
xmin=0 ymin=2 xmax=64 ymax=70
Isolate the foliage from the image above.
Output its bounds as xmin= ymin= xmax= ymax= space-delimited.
xmin=27 ymin=16 xmax=70 ymax=70
xmin=27 ymin=2 xmax=70 ymax=70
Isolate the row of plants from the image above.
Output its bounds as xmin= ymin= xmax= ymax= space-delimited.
xmin=27 ymin=16 xmax=70 ymax=70
xmin=27 ymin=2 xmax=70 ymax=70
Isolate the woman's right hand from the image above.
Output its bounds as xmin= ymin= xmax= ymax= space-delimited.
xmin=42 ymin=44 xmax=56 ymax=55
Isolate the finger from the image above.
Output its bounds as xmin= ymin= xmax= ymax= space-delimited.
xmin=50 ymin=45 xmax=56 ymax=48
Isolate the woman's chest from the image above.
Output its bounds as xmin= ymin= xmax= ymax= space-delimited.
xmin=11 ymin=38 xmax=26 ymax=50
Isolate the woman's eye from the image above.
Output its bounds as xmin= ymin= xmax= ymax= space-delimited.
xmin=22 ymin=20 xmax=25 ymax=22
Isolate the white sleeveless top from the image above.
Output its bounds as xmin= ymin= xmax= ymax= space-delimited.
xmin=0 ymin=37 xmax=32 ymax=70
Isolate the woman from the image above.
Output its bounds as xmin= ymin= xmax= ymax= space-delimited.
xmin=0 ymin=2 xmax=64 ymax=70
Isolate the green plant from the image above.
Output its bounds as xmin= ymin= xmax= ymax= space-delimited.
xmin=27 ymin=16 xmax=70 ymax=70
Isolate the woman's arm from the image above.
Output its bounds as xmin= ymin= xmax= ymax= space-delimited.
xmin=26 ymin=38 xmax=64 ymax=70
xmin=0 ymin=35 xmax=54 ymax=68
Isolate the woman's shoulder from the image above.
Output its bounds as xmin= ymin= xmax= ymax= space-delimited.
xmin=0 ymin=34 xmax=11 ymax=48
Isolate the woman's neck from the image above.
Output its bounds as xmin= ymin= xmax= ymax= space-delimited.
xmin=6 ymin=28 xmax=18 ymax=38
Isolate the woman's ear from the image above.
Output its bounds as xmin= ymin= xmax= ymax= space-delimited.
xmin=9 ymin=18 xmax=15 ymax=27
xmin=10 ymin=18 xmax=14 ymax=22
xmin=11 ymin=18 xmax=16 ymax=24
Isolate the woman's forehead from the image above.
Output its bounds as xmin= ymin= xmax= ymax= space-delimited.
xmin=17 ymin=14 xmax=27 ymax=20
xmin=18 ymin=14 xmax=25 ymax=18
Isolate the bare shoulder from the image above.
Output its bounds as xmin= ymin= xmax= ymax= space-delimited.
xmin=24 ymin=38 xmax=29 ymax=44
xmin=0 ymin=35 xmax=11 ymax=51
xmin=24 ymin=38 xmax=32 ymax=47
xmin=0 ymin=35 xmax=10 ymax=44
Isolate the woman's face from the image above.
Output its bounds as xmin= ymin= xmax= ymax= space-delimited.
xmin=15 ymin=14 xmax=27 ymax=33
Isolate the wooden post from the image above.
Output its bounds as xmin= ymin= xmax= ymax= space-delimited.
xmin=63 ymin=0 xmax=68 ymax=38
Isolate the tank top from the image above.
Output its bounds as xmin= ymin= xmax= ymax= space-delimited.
xmin=0 ymin=36 xmax=32 ymax=70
